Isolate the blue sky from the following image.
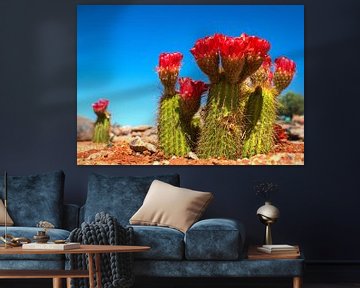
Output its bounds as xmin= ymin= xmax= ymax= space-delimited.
xmin=77 ymin=5 xmax=304 ymax=126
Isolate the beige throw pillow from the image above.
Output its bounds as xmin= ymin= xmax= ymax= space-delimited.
xmin=0 ymin=199 xmax=14 ymax=226
xmin=130 ymin=180 xmax=213 ymax=233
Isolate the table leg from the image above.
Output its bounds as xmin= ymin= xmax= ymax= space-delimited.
xmin=88 ymin=253 xmax=95 ymax=288
xmin=293 ymin=276 xmax=302 ymax=288
xmin=66 ymin=277 xmax=72 ymax=288
xmin=95 ymin=253 xmax=102 ymax=288
xmin=52 ymin=278 xmax=62 ymax=288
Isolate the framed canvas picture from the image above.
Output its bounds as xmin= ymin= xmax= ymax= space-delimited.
xmin=77 ymin=5 xmax=304 ymax=165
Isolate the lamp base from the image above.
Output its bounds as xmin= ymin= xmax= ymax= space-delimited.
xmin=265 ymin=223 xmax=272 ymax=245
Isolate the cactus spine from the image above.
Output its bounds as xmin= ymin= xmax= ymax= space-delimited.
xmin=158 ymin=94 xmax=192 ymax=156
xmin=197 ymin=77 xmax=242 ymax=159
xmin=242 ymin=87 xmax=277 ymax=158
xmin=93 ymin=113 xmax=111 ymax=143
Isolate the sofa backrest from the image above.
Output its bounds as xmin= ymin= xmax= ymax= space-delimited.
xmin=63 ymin=203 xmax=79 ymax=231
xmin=0 ymin=170 xmax=65 ymax=228
xmin=82 ymin=173 xmax=180 ymax=226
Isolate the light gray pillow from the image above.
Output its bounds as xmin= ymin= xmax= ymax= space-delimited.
xmin=130 ymin=180 xmax=213 ymax=233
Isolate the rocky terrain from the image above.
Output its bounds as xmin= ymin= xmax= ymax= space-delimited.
xmin=77 ymin=116 xmax=304 ymax=165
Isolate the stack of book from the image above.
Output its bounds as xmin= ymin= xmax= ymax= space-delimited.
xmin=257 ymin=244 xmax=299 ymax=254
xmin=248 ymin=244 xmax=300 ymax=259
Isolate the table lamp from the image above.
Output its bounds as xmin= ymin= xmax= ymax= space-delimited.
xmin=257 ymin=201 xmax=280 ymax=245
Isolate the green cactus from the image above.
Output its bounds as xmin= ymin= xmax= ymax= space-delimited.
xmin=158 ymin=94 xmax=192 ymax=157
xmin=92 ymin=113 xmax=111 ymax=143
xmin=242 ymin=86 xmax=277 ymax=158
xmin=197 ymin=78 xmax=243 ymax=159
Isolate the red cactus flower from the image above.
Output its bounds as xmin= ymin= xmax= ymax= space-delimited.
xmin=219 ymin=36 xmax=247 ymax=83
xmin=273 ymin=56 xmax=296 ymax=92
xmin=157 ymin=52 xmax=183 ymax=96
xmin=238 ymin=33 xmax=271 ymax=82
xmin=179 ymin=77 xmax=208 ymax=100
xmin=190 ymin=34 xmax=223 ymax=60
xmin=92 ymin=99 xmax=109 ymax=114
xmin=157 ymin=52 xmax=183 ymax=73
xmin=241 ymin=33 xmax=270 ymax=58
xmin=250 ymin=55 xmax=273 ymax=86
xmin=178 ymin=77 xmax=208 ymax=119
xmin=190 ymin=34 xmax=224 ymax=82
xmin=274 ymin=56 xmax=296 ymax=75
xmin=262 ymin=55 xmax=272 ymax=70
xmin=220 ymin=36 xmax=247 ymax=59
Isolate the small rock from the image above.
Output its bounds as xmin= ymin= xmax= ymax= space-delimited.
xmin=288 ymin=126 xmax=304 ymax=140
xmin=171 ymin=156 xmax=177 ymax=159
xmin=119 ymin=125 xmax=132 ymax=135
xmin=111 ymin=126 xmax=121 ymax=136
xmin=162 ymin=160 xmax=170 ymax=165
xmin=87 ymin=151 xmax=112 ymax=160
xmin=77 ymin=116 xmax=94 ymax=141
xmin=131 ymin=131 xmax=142 ymax=137
xmin=130 ymin=136 xmax=157 ymax=153
xmin=143 ymin=134 xmax=158 ymax=145
xmin=143 ymin=127 xmax=157 ymax=137
xmin=187 ymin=152 xmax=199 ymax=160
xmin=152 ymin=161 xmax=160 ymax=165
xmin=132 ymin=125 xmax=152 ymax=132
xmin=112 ymin=135 xmax=134 ymax=143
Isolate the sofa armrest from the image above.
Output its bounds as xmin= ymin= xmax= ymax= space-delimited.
xmin=63 ymin=204 xmax=80 ymax=231
xmin=184 ymin=218 xmax=245 ymax=260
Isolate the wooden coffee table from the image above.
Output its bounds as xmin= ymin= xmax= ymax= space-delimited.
xmin=0 ymin=244 xmax=150 ymax=288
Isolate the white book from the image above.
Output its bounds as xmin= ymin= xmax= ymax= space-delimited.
xmin=22 ymin=242 xmax=80 ymax=250
xmin=262 ymin=244 xmax=297 ymax=251
xmin=257 ymin=244 xmax=298 ymax=254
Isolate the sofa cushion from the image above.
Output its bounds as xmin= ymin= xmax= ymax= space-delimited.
xmin=130 ymin=180 xmax=213 ymax=233
xmin=0 ymin=199 xmax=14 ymax=226
xmin=184 ymin=218 xmax=245 ymax=260
xmin=130 ymin=225 xmax=184 ymax=260
xmin=0 ymin=227 xmax=70 ymax=261
xmin=0 ymin=171 xmax=65 ymax=227
xmin=0 ymin=260 xmax=65 ymax=270
xmin=84 ymin=174 xmax=180 ymax=225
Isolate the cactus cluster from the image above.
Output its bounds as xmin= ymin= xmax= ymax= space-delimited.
xmin=156 ymin=53 xmax=208 ymax=156
xmin=157 ymin=33 xmax=296 ymax=159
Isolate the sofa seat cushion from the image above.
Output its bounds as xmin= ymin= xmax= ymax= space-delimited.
xmin=0 ymin=227 xmax=70 ymax=261
xmin=84 ymin=174 xmax=180 ymax=226
xmin=130 ymin=225 xmax=184 ymax=260
xmin=0 ymin=260 xmax=65 ymax=270
xmin=184 ymin=218 xmax=245 ymax=260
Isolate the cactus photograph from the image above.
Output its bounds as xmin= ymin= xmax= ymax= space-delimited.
xmin=77 ymin=5 xmax=304 ymax=165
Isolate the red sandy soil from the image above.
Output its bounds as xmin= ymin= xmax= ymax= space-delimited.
xmin=77 ymin=140 xmax=304 ymax=165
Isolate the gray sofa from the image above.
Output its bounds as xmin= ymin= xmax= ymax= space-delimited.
xmin=81 ymin=173 xmax=304 ymax=282
xmin=1 ymin=171 xmax=303 ymax=287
